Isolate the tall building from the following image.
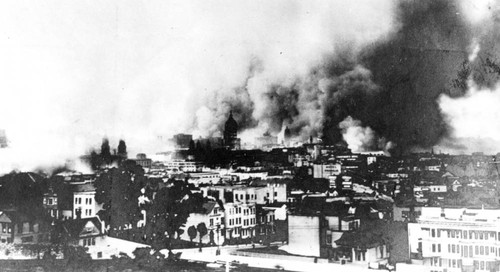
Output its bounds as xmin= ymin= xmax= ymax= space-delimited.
xmin=223 ymin=111 xmax=239 ymax=150
xmin=171 ymin=133 xmax=193 ymax=149
xmin=408 ymin=207 xmax=500 ymax=272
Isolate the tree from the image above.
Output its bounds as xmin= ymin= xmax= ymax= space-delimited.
xmin=95 ymin=166 xmax=142 ymax=234
xmin=197 ymin=223 xmax=208 ymax=252
xmin=133 ymin=247 xmax=165 ymax=269
xmin=187 ymin=226 xmax=197 ymax=242
xmin=144 ymin=179 xmax=195 ymax=254
xmin=117 ymin=139 xmax=127 ymax=158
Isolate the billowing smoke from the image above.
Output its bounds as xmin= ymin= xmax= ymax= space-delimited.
xmin=2 ymin=0 xmax=500 ymax=174
xmin=191 ymin=0 xmax=500 ymax=155
xmin=188 ymin=1 xmax=398 ymax=143
xmin=436 ymin=0 xmax=500 ymax=154
xmin=339 ymin=116 xmax=392 ymax=153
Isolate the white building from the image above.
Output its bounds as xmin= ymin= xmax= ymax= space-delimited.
xmin=313 ymin=162 xmax=341 ymax=179
xmin=181 ymin=201 xmax=225 ymax=245
xmin=72 ymin=183 xmax=102 ymax=219
xmin=408 ymin=207 xmax=500 ymax=272
xmin=224 ymin=202 xmax=256 ymax=240
xmin=187 ymin=172 xmax=221 ymax=185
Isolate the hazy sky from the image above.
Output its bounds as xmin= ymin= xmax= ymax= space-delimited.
xmin=0 ymin=0 xmax=397 ymax=171
xmin=0 ymin=0 xmax=498 ymax=172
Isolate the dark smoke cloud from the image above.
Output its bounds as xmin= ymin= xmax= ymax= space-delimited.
xmin=323 ymin=0 xmax=473 ymax=155
xmin=192 ymin=0 xmax=500 ymax=155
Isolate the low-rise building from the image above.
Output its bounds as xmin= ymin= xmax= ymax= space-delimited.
xmin=0 ymin=210 xmax=49 ymax=244
xmin=181 ymin=201 xmax=225 ymax=245
xmin=73 ymin=183 xmax=101 ymax=219
xmin=408 ymin=207 xmax=500 ymax=272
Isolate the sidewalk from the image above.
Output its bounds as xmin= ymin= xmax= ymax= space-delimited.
xmin=168 ymin=245 xmax=384 ymax=272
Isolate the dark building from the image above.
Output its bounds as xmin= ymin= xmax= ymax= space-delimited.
xmin=172 ymin=133 xmax=193 ymax=149
xmin=223 ymin=111 xmax=239 ymax=150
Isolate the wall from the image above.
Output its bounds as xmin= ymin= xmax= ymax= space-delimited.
xmin=286 ymin=215 xmax=321 ymax=257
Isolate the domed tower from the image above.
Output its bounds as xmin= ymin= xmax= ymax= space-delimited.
xmin=224 ymin=111 xmax=238 ymax=149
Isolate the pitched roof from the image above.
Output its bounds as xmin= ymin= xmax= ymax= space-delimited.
xmin=60 ymin=217 xmax=102 ymax=239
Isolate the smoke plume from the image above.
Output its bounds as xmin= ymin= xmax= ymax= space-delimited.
xmin=192 ymin=0 xmax=500 ymax=155
xmin=2 ymin=0 xmax=500 ymax=174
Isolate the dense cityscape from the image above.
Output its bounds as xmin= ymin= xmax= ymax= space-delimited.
xmin=3 ymin=0 xmax=500 ymax=272
xmin=1 ymin=111 xmax=500 ymax=271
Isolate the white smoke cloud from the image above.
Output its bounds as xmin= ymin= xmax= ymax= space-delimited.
xmin=339 ymin=116 xmax=390 ymax=153
xmin=438 ymin=82 xmax=500 ymax=154
xmin=0 ymin=0 xmax=398 ymax=173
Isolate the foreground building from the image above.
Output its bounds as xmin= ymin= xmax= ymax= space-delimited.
xmin=409 ymin=207 xmax=500 ymax=272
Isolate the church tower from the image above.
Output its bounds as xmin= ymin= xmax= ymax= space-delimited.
xmin=223 ymin=111 xmax=238 ymax=149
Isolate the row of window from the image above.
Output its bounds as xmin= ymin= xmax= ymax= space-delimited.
xmin=209 ymin=218 xmax=223 ymax=227
xmin=82 ymin=237 xmax=96 ymax=246
xmin=430 ymin=258 xmax=461 ymax=268
xmin=430 ymin=229 xmax=497 ymax=240
xmin=75 ymin=197 xmax=93 ymax=205
xmin=43 ymin=198 xmax=57 ymax=205
xmin=431 ymin=243 xmax=498 ymax=257
xmin=228 ymin=218 xmax=242 ymax=226
xmin=76 ymin=208 xmax=93 ymax=217
xmin=228 ymin=207 xmax=256 ymax=215
xmin=432 ymin=259 xmax=499 ymax=272
xmin=0 ymin=223 xmax=11 ymax=234
xmin=243 ymin=218 xmax=255 ymax=226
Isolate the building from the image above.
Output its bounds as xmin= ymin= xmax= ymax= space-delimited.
xmin=72 ymin=183 xmax=101 ymax=219
xmin=223 ymin=111 xmax=239 ymax=150
xmin=181 ymin=201 xmax=225 ymax=245
xmin=408 ymin=207 xmax=500 ymax=272
xmin=159 ymin=160 xmax=200 ymax=172
xmin=57 ymin=217 xmax=148 ymax=259
xmin=224 ymin=202 xmax=256 ymax=241
xmin=186 ymin=172 xmax=221 ymax=186
xmin=284 ymin=213 xmax=388 ymax=265
xmin=286 ymin=214 xmax=325 ymax=256
xmin=133 ymin=153 xmax=152 ymax=169
xmin=43 ymin=189 xmax=60 ymax=219
xmin=171 ymin=133 xmax=193 ymax=149
xmin=313 ymin=161 xmax=341 ymax=179
xmin=0 ymin=210 xmax=49 ymax=244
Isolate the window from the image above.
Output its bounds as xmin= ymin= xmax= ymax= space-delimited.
xmin=432 ymin=229 xmax=435 ymax=237
xmin=210 ymin=219 xmax=214 ymax=227
xmin=432 ymin=244 xmax=436 ymax=252
xmin=438 ymin=244 xmax=441 ymax=252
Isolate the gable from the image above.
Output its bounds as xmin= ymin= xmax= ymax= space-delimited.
xmin=79 ymin=221 xmax=100 ymax=237
xmin=0 ymin=213 xmax=11 ymax=223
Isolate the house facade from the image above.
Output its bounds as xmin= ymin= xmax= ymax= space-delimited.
xmin=409 ymin=207 xmax=500 ymax=272
xmin=0 ymin=211 xmax=49 ymax=244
